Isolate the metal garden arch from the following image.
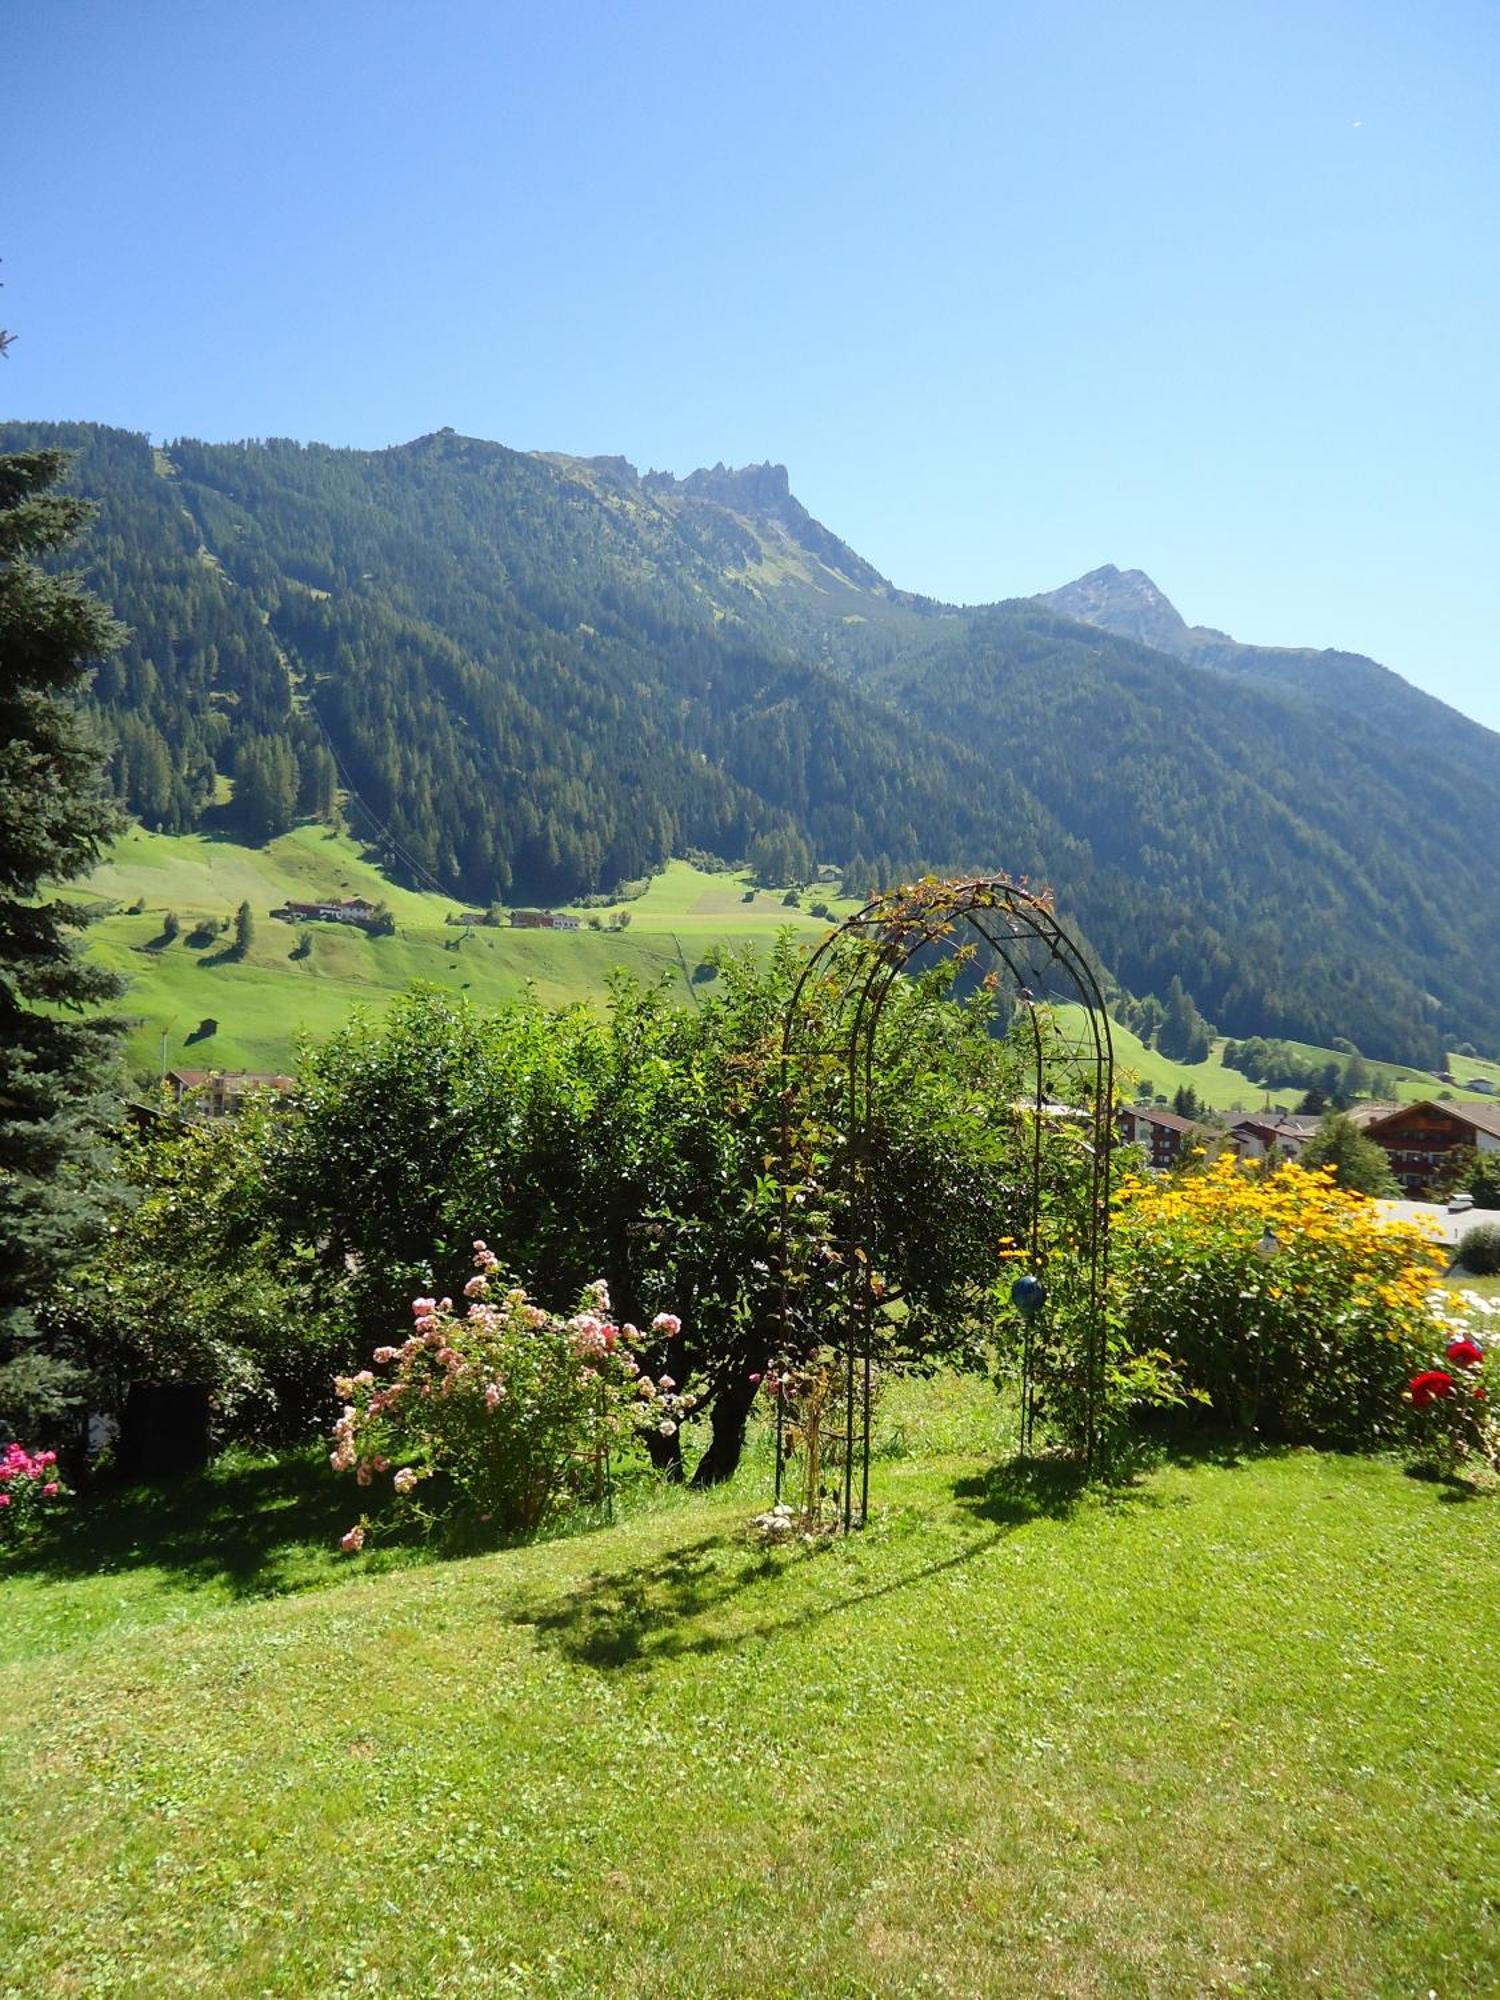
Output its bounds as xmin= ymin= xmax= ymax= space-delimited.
xmin=774 ymin=875 xmax=1115 ymax=1529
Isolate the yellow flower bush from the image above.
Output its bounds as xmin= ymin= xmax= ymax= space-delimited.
xmin=1112 ymin=1156 xmax=1449 ymax=1443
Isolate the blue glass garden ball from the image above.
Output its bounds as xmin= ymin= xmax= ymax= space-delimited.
xmin=1011 ymin=1273 xmax=1046 ymax=1318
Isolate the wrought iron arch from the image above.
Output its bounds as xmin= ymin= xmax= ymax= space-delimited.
xmin=774 ymin=875 xmax=1115 ymax=1529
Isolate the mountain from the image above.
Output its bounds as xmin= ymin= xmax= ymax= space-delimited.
xmin=8 ymin=418 xmax=1500 ymax=1067
xmin=1036 ymin=564 xmax=1500 ymax=794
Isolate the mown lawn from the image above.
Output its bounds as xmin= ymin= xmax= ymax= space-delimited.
xmin=2 ymin=1386 xmax=1497 ymax=1998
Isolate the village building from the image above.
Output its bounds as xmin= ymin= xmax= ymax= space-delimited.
xmin=1224 ymin=1112 xmax=1324 ymax=1162
xmin=1360 ymin=1099 xmax=1500 ymax=1194
xmin=165 ymin=1069 xmax=296 ymax=1119
xmin=1116 ymin=1103 xmax=1213 ymax=1170
xmin=273 ymin=896 xmax=380 ymax=927
xmin=510 ymin=909 xmax=581 ymax=931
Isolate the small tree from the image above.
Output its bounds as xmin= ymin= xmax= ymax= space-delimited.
xmin=161 ymin=909 xmax=181 ymax=944
xmin=233 ymin=900 xmax=255 ymax=956
xmin=1298 ymin=1112 xmax=1399 ymax=1197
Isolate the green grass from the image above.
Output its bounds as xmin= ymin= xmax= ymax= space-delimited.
xmin=3 ymin=1377 xmax=1497 ymax=1998
xmin=1051 ymin=1005 xmax=1277 ymax=1112
xmin=74 ymin=829 xmax=841 ymax=1078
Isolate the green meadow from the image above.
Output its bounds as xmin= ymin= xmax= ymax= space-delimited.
xmin=75 ymin=826 xmax=1497 ymax=1102
xmin=75 ymin=831 xmax=838 ymax=1079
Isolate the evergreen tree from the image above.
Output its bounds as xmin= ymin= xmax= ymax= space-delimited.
xmin=1156 ymin=976 xmax=1213 ymax=1063
xmin=233 ymin=900 xmax=255 ymax=956
xmin=233 ymin=734 xmax=299 ymax=841
xmin=0 ymin=441 xmax=127 ymax=1429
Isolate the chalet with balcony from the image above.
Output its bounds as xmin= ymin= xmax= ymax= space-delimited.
xmin=1360 ymin=1099 xmax=1500 ymax=1194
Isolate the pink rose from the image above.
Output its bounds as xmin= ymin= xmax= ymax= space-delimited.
xmin=651 ymin=1313 xmax=682 ymax=1337
xmin=340 ymin=1525 xmax=366 ymax=1553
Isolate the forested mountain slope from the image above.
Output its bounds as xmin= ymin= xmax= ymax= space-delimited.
xmin=865 ymin=602 xmax=1500 ymax=1063
xmin=8 ymin=419 xmax=1500 ymax=1065
xmin=1037 ymin=563 xmax=1500 ymax=794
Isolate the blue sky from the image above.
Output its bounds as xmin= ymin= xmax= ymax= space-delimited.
xmin=6 ymin=0 xmax=1498 ymax=726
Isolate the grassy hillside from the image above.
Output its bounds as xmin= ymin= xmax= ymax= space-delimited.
xmin=3 ymin=1377 xmax=1497 ymax=1996
xmin=78 ymin=826 xmax=1500 ymax=1103
xmin=77 ymin=829 xmax=840 ymax=1078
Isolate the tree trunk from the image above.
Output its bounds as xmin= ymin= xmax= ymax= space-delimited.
xmin=690 ymin=1372 xmax=761 ymax=1487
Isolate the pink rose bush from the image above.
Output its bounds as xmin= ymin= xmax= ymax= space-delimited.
xmin=0 ymin=1442 xmax=67 ymax=1546
xmin=333 ymin=1241 xmax=694 ymax=1546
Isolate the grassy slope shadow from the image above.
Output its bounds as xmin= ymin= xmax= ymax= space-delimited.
xmin=5 ymin=1451 xmax=360 ymax=1603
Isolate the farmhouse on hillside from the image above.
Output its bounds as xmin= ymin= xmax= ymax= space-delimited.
xmin=165 ymin=1069 xmax=296 ymax=1119
xmin=272 ymin=896 xmax=381 ymax=928
xmin=510 ymin=909 xmax=581 ymax=931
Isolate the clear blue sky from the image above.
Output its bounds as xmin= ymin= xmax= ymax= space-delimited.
xmin=6 ymin=0 xmax=1498 ymax=726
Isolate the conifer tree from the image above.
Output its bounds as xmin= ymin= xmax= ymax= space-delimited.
xmin=0 ymin=432 xmax=127 ymax=1428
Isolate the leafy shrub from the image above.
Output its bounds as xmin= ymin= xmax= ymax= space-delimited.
xmin=1457 ymin=1222 xmax=1500 ymax=1275
xmin=331 ymin=1247 xmax=691 ymax=1546
xmin=1112 ymin=1156 xmax=1449 ymax=1443
xmin=57 ymin=1106 xmax=342 ymax=1440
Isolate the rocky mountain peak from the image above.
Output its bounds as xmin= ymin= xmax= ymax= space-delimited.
xmin=1035 ymin=565 xmax=1191 ymax=654
xmin=642 ymin=461 xmax=792 ymax=511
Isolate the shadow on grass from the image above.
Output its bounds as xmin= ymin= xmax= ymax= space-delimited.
xmin=5 ymin=1451 xmax=365 ymax=1602
xmin=948 ymin=1428 xmax=1313 ymax=1529
xmin=510 ymin=1514 xmax=1035 ymax=1675
xmin=1404 ymin=1463 xmax=1493 ymax=1504
xmin=949 ymin=1455 xmax=1092 ymax=1527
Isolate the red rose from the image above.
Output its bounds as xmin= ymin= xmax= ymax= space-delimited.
xmin=1410 ymin=1370 xmax=1455 ymax=1409
xmin=1446 ymin=1338 xmax=1485 ymax=1370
